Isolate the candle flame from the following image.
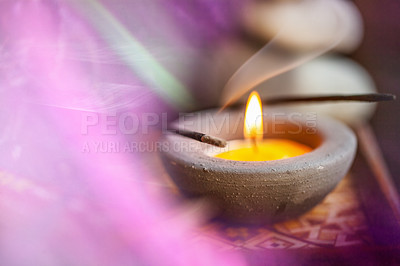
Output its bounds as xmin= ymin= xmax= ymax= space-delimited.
xmin=244 ymin=91 xmax=263 ymax=141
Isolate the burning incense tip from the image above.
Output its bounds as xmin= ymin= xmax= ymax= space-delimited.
xmin=169 ymin=129 xmax=227 ymax=148
xmin=201 ymin=135 xmax=227 ymax=148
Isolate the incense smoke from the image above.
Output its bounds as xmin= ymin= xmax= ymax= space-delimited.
xmin=220 ymin=0 xmax=349 ymax=109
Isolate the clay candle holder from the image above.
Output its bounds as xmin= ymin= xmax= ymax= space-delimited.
xmin=160 ymin=107 xmax=357 ymax=224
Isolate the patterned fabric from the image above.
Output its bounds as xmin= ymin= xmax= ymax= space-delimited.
xmin=191 ymin=175 xmax=373 ymax=250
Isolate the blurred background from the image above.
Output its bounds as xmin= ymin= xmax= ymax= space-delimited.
xmin=0 ymin=0 xmax=399 ymax=265
xmin=351 ymin=0 xmax=400 ymax=189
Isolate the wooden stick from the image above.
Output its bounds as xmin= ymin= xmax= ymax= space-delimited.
xmin=356 ymin=123 xmax=400 ymax=224
xmin=265 ymin=93 xmax=395 ymax=105
xmin=171 ymin=93 xmax=395 ymax=147
xmin=169 ymin=129 xmax=227 ymax=148
xmin=225 ymin=93 xmax=396 ymax=109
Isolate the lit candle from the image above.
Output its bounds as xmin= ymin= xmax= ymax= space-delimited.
xmin=215 ymin=91 xmax=311 ymax=161
xmin=161 ymin=91 xmax=357 ymax=224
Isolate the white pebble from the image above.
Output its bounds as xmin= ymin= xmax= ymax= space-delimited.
xmin=243 ymin=0 xmax=364 ymax=53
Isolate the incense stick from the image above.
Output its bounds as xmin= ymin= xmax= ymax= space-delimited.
xmin=225 ymin=93 xmax=396 ymax=109
xmin=171 ymin=93 xmax=395 ymax=148
xmin=356 ymin=124 xmax=400 ymax=224
xmin=266 ymin=93 xmax=395 ymax=105
xmin=169 ymin=129 xmax=227 ymax=148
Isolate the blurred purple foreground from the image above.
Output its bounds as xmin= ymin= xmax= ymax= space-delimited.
xmin=0 ymin=0 xmax=247 ymax=265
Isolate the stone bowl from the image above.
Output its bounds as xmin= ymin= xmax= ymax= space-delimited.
xmin=160 ymin=108 xmax=357 ymax=224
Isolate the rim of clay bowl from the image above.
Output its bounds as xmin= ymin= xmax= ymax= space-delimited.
xmin=162 ymin=107 xmax=357 ymax=176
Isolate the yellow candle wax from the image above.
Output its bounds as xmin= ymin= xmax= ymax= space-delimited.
xmin=214 ymin=139 xmax=312 ymax=161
